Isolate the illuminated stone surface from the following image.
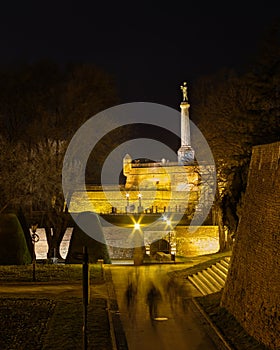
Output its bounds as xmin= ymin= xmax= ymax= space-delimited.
xmin=177 ymin=101 xmax=195 ymax=163
xmin=67 ymin=87 xmax=218 ymax=259
xmin=70 ymin=186 xmax=198 ymax=214
xmin=103 ymin=226 xmax=219 ymax=258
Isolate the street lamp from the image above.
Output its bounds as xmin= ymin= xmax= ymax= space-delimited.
xmin=126 ymin=193 xmax=130 ymax=213
xmin=162 ymin=218 xmax=176 ymax=262
xmin=138 ymin=193 xmax=143 ymax=213
xmin=162 ymin=215 xmax=172 ymax=227
xmin=138 ymin=193 xmax=142 ymax=206
xmin=31 ymin=224 xmax=39 ymax=282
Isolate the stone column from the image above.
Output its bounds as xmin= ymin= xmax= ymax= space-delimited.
xmin=180 ymin=102 xmax=191 ymax=147
xmin=177 ymin=102 xmax=195 ymax=164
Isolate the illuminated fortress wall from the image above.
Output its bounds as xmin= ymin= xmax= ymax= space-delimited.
xmin=67 ymin=85 xmax=219 ymax=259
xmin=221 ymin=142 xmax=280 ymax=349
xmin=123 ymin=156 xmax=199 ymax=191
xmin=68 ymin=158 xmax=219 ymax=259
xmin=103 ymin=226 xmax=219 ymax=259
xmin=69 ymin=183 xmax=219 ymax=259
xmin=69 ymin=158 xmax=202 ymax=214
xmin=175 ymin=226 xmax=219 ymax=256
xmin=69 ymin=187 xmax=198 ymax=214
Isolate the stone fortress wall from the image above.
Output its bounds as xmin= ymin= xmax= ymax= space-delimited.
xmin=68 ymin=84 xmax=219 ymax=259
xmin=69 ymin=187 xmax=198 ymax=214
xmin=104 ymin=225 xmax=219 ymax=259
xmin=221 ymin=141 xmax=280 ymax=349
xmin=68 ymin=158 xmax=218 ymax=259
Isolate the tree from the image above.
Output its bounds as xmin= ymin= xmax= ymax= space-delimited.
xmin=191 ymin=20 xmax=280 ymax=244
xmin=0 ymin=60 xmax=119 ymax=258
xmin=191 ymin=70 xmax=254 ymax=245
xmin=242 ymin=19 xmax=280 ymax=145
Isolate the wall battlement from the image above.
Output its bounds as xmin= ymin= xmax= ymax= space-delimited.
xmin=250 ymin=141 xmax=280 ymax=171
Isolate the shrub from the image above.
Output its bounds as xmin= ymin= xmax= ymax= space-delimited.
xmin=0 ymin=213 xmax=32 ymax=265
xmin=65 ymin=212 xmax=111 ymax=264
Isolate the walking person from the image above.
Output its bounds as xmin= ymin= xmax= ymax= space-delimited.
xmin=146 ymin=283 xmax=162 ymax=320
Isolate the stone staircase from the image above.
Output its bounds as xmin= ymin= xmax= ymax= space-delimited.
xmin=188 ymin=256 xmax=231 ymax=295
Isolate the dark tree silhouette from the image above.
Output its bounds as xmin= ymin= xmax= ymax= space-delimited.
xmin=0 ymin=60 xmax=119 ymax=258
xmin=191 ymin=20 xmax=280 ymax=242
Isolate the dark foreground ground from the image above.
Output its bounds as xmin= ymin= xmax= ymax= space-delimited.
xmin=0 ymin=297 xmax=111 ymax=350
xmin=0 ymin=264 xmax=112 ymax=350
xmin=0 ymin=257 xmax=269 ymax=350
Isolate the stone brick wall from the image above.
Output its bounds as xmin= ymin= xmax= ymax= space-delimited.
xmin=70 ymin=188 xmax=198 ymax=214
xmin=103 ymin=225 xmax=219 ymax=259
xmin=221 ymin=142 xmax=280 ymax=349
xmin=175 ymin=226 xmax=219 ymax=256
xmin=123 ymin=162 xmax=199 ymax=192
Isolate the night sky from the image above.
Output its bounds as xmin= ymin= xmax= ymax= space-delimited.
xmin=0 ymin=1 xmax=279 ymax=109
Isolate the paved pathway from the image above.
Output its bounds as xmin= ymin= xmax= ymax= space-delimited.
xmin=109 ymin=264 xmax=217 ymax=350
xmin=0 ymin=281 xmax=108 ymax=300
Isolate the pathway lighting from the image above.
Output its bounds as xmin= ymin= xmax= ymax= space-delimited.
xmin=138 ymin=193 xmax=143 ymax=213
xmin=126 ymin=193 xmax=130 ymax=213
xmin=31 ymin=224 xmax=39 ymax=282
xmin=138 ymin=193 xmax=142 ymax=206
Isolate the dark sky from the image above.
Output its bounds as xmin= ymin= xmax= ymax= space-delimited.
xmin=0 ymin=1 xmax=279 ymax=108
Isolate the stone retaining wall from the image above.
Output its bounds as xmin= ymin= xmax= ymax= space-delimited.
xmin=104 ymin=225 xmax=219 ymax=259
xmin=221 ymin=142 xmax=280 ymax=349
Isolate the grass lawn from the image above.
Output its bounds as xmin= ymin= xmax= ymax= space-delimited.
xmin=0 ymin=263 xmax=103 ymax=283
xmin=0 ymin=264 xmax=112 ymax=350
xmin=0 ymin=298 xmax=54 ymax=349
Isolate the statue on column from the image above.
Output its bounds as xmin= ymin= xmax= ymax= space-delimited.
xmin=180 ymin=81 xmax=188 ymax=102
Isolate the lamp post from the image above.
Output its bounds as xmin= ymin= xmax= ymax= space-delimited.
xmin=166 ymin=219 xmax=176 ymax=262
xmin=138 ymin=193 xmax=142 ymax=206
xmin=133 ymin=223 xmax=144 ymax=266
xmin=82 ymin=246 xmax=89 ymax=350
xmin=138 ymin=193 xmax=143 ymax=213
xmin=126 ymin=193 xmax=130 ymax=213
xmin=31 ymin=224 xmax=39 ymax=282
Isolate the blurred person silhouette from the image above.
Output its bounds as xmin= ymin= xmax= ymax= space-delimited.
xmin=146 ymin=283 xmax=162 ymax=320
xmin=124 ymin=274 xmax=138 ymax=320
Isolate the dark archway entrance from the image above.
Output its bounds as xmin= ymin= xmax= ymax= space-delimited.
xmin=150 ymin=239 xmax=170 ymax=256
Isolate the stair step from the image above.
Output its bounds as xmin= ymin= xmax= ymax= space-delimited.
xmin=224 ymin=256 xmax=231 ymax=264
xmin=188 ymin=258 xmax=230 ymax=295
xmin=212 ymin=265 xmax=227 ymax=281
xmin=197 ymin=272 xmax=220 ymax=293
xmin=206 ymin=268 xmax=226 ymax=287
xmin=220 ymin=259 xmax=229 ymax=269
xmin=215 ymin=262 xmax=228 ymax=275
xmin=202 ymin=270 xmax=224 ymax=290
xmin=188 ymin=275 xmax=209 ymax=295
xmin=192 ymin=274 xmax=214 ymax=295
